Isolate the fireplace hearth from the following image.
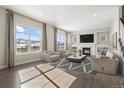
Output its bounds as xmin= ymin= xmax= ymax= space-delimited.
xmin=82 ymin=48 xmax=91 ymax=56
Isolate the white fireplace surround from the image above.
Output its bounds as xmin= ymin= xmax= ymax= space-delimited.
xmin=82 ymin=47 xmax=91 ymax=56
xmin=79 ymin=43 xmax=96 ymax=56
xmin=71 ymin=28 xmax=111 ymax=56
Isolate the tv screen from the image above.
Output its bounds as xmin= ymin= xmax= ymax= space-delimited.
xmin=80 ymin=34 xmax=94 ymax=43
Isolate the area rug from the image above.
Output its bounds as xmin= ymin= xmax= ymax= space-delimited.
xmin=52 ymin=72 xmax=77 ymax=88
xmin=45 ymin=68 xmax=64 ymax=80
xmin=45 ymin=68 xmax=77 ymax=88
xmin=21 ymin=75 xmax=57 ymax=88
xmin=37 ymin=63 xmax=55 ymax=72
xmin=50 ymin=59 xmax=84 ymax=74
xmin=18 ymin=67 xmax=41 ymax=83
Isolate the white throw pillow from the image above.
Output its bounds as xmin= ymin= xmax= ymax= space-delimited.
xmin=106 ymin=51 xmax=113 ymax=59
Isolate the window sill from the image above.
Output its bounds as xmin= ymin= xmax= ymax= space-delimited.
xmin=16 ymin=51 xmax=41 ymax=56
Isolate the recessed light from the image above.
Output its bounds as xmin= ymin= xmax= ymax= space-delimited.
xmin=93 ymin=14 xmax=96 ymax=17
xmin=40 ymin=13 xmax=43 ymax=16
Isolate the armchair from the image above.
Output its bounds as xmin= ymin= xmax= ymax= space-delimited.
xmin=60 ymin=50 xmax=73 ymax=58
xmin=41 ymin=50 xmax=60 ymax=62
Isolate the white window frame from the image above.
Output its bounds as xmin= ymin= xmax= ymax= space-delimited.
xmin=57 ymin=30 xmax=66 ymax=50
xmin=15 ymin=24 xmax=42 ymax=55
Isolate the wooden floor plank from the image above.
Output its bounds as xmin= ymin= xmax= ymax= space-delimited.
xmin=0 ymin=61 xmax=122 ymax=88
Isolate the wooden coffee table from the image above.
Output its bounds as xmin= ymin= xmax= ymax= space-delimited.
xmin=66 ymin=55 xmax=87 ymax=63
xmin=57 ymin=55 xmax=87 ymax=70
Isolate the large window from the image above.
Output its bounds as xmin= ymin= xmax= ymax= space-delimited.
xmin=57 ymin=30 xmax=66 ymax=50
xmin=16 ymin=25 xmax=41 ymax=53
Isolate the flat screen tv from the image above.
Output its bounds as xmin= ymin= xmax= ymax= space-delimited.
xmin=80 ymin=34 xmax=94 ymax=43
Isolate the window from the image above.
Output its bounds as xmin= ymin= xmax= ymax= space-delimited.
xmin=16 ymin=25 xmax=41 ymax=53
xmin=57 ymin=30 xmax=66 ymax=50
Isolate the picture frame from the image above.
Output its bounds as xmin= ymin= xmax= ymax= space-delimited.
xmin=97 ymin=32 xmax=110 ymax=44
xmin=71 ymin=34 xmax=77 ymax=44
xmin=113 ymin=32 xmax=117 ymax=49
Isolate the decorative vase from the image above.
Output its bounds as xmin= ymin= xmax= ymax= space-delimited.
xmin=73 ymin=52 xmax=76 ymax=57
xmin=79 ymin=52 xmax=81 ymax=56
xmin=78 ymin=49 xmax=82 ymax=56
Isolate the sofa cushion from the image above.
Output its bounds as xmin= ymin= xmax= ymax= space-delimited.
xmin=65 ymin=52 xmax=70 ymax=55
xmin=60 ymin=50 xmax=72 ymax=58
xmin=46 ymin=50 xmax=55 ymax=55
xmin=92 ymin=58 xmax=119 ymax=75
xmin=65 ymin=50 xmax=70 ymax=53
xmin=50 ymin=54 xmax=60 ymax=59
xmin=50 ymin=54 xmax=60 ymax=62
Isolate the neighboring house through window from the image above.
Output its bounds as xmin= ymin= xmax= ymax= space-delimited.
xmin=16 ymin=25 xmax=41 ymax=53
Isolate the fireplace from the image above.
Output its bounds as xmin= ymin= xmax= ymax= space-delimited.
xmin=82 ymin=48 xmax=91 ymax=56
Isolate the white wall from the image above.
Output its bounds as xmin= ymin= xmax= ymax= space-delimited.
xmin=110 ymin=7 xmax=122 ymax=56
xmin=0 ymin=8 xmax=44 ymax=67
xmin=0 ymin=7 xmax=68 ymax=68
xmin=46 ymin=24 xmax=54 ymax=51
xmin=67 ymin=32 xmax=71 ymax=49
xmin=110 ymin=6 xmax=124 ymax=76
xmin=71 ymin=28 xmax=110 ymax=56
xmin=14 ymin=14 xmax=43 ymax=65
xmin=0 ymin=8 xmax=56 ymax=67
xmin=119 ymin=6 xmax=124 ymax=48
xmin=0 ymin=8 xmax=7 ymax=69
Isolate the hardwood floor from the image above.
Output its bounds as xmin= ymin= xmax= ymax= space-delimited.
xmin=0 ymin=61 xmax=122 ymax=88
xmin=0 ymin=61 xmax=42 ymax=88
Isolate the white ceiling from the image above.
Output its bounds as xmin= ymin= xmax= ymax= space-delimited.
xmin=2 ymin=5 xmax=119 ymax=32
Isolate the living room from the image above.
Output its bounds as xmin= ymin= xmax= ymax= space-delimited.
xmin=0 ymin=5 xmax=124 ymax=88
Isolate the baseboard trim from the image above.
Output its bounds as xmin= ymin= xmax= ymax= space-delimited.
xmin=0 ymin=58 xmax=41 ymax=69
xmin=14 ymin=58 xmax=41 ymax=66
xmin=0 ymin=65 xmax=7 ymax=69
